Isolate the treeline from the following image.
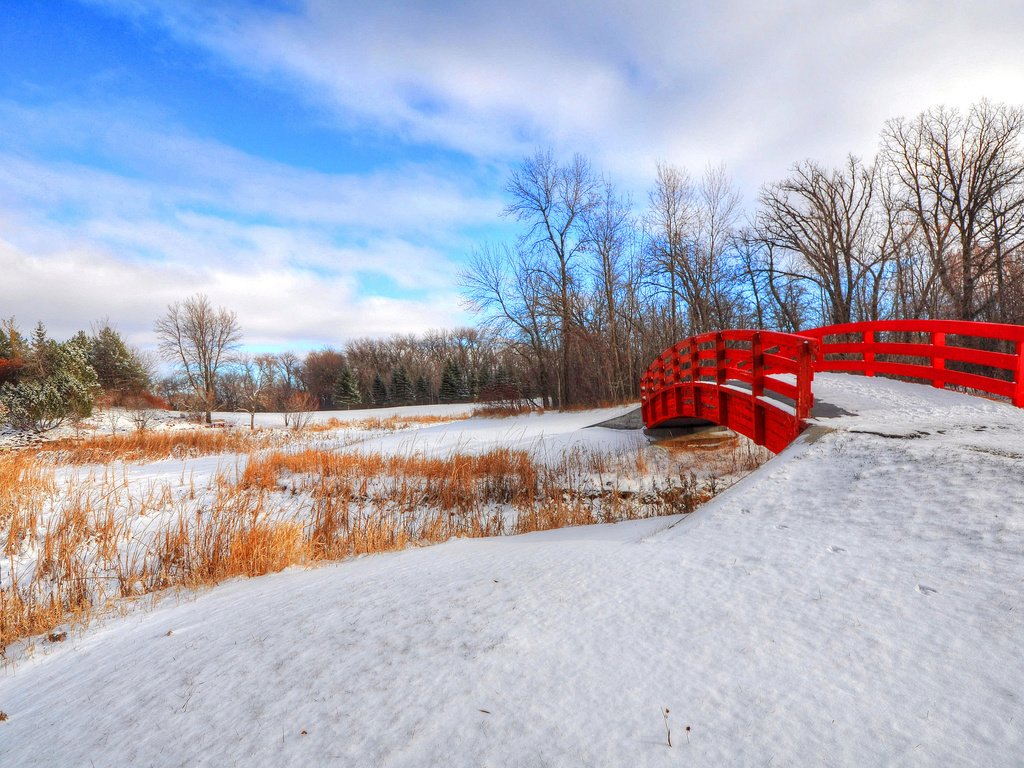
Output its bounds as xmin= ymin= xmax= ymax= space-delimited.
xmin=462 ymin=99 xmax=1024 ymax=407
xmin=0 ymin=310 xmax=531 ymax=432
xmin=157 ymin=326 xmax=529 ymax=417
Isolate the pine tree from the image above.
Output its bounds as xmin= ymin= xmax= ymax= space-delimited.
xmin=333 ymin=367 xmax=361 ymax=409
xmin=0 ymin=329 xmax=100 ymax=431
xmin=414 ymin=375 xmax=432 ymax=405
xmin=390 ymin=366 xmax=414 ymax=405
xmin=477 ymin=365 xmax=493 ymax=394
xmin=439 ymin=359 xmax=469 ymax=403
xmin=89 ymin=324 xmax=150 ymax=394
xmin=0 ymin=319 xmax=28 ymax=387
xmin=371 ymin=373 xmax=388 ymax=406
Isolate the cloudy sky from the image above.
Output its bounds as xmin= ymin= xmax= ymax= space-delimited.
xmin=2 ymin=0 xmax=1022 ymax=351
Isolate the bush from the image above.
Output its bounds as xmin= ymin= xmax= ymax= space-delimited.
xmin=0 ymin=338 xmax=100 ymax=432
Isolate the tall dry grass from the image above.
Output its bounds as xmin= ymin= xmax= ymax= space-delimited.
xmin=37 ymin=429 xmax=272 ymax=464
xmin=306 ymin=413 xmax=463 ymax=432
xmin=2 ymin=431 xmax=768 ymax=651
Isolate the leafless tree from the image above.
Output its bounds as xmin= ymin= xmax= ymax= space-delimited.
xmin=645 ymin=162 xmax=694 ymax=339
xmin=691 ymin=164 xmax=744 ymax=332
xmin=282 ymin=391 xmax=317 ymax=431
xmin=228 ymin=355 xmax=276 ymax=430
xmin=505 ymin=150 xmax=599 ymax=407
xmin=881 ymin=100 xmax=1024 ymax=321
xmin=154 ymin=293 xmax=242 ymax=424
xmin=755 ymin=156 xmax=893 ymax=325
xmin=584 ymin=180 xmax=634 ymax=400
xmin=460 ymin=243 xmax=556 ymax=407
xmin=738 ymin=235 xmax=814 ymax=332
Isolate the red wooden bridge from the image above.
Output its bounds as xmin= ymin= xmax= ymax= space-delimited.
xmin=640 ymin=320 xmax=1024 ymax=453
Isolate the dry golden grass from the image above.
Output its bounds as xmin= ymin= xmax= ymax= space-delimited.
xmin=36 ymin=429 xmax=269 ymax=464
xmin=1 ymin=430 xmax=768 ymax=651
xmin=471 ymin=402 xmax=540 ymax=419
xmin=306 ymin=413 xmax=464 ymax=432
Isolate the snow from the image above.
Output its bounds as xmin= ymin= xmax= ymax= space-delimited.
xmin=339 ymin=404 xmax=644 ymax=462
xmin=2 ymin=374 xmax=1023 ymax=766
xmin=211 ymin=402 xmax=478 ymax=429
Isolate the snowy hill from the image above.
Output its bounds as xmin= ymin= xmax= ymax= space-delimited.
xmin=1 ymin=374 xmax=1022 ymax=766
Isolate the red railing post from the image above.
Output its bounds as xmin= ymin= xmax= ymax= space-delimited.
xmin=796 ymin=339 xmax=814 ymax=422
xmin=931 ymin=331 xmax=946 ymax=390
xmin=751 ymin=331 xmax=765 ymax=445
xmin=657 ymin=353 xmax=666 ymax=419
xmin=689 ymin=336 xmax=700 ymax=418
xmin=715 ymin=332 xmax=728 ymax=426
xmin=677 ymin=342 xmax=689 ymax=417
xmin=863 ymin=329 xmax=875 ymax=376
xmin=1015 ymin=339 xmax=1024 ymax=408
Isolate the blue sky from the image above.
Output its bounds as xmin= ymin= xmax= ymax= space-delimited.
xmin=2 ymin=0 xmax=1022 ymax=351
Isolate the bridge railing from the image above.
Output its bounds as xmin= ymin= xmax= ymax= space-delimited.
xmin=802 ymin=320 xmax=1024 ymax=407
xmin=641 ymin=330 xmax=817 ymax=453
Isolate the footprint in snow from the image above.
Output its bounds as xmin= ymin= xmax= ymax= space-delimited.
xmin=917 ymin=585 xmax=938 ymax=596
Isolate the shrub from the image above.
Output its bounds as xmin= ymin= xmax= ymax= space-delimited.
xmin=0 ymin=340 xmax=100 ymax=431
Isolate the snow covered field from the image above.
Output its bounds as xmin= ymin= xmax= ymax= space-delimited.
xmin=2 ymin=375 xmax=1023 ymax=766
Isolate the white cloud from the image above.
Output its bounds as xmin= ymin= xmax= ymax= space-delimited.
xmin=93 ymin=0 xmax=1024 ymax=191
xmin=0 ymin=102 xmax=489 ymax=349
xmin=0 ymin=236 xmax=466 ymax=351
xmin=7 ymin=0 xmax=1024 ymax=354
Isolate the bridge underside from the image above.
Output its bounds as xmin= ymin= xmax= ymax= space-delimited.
xmin=642 ymin=381 xmax=802 ymax=454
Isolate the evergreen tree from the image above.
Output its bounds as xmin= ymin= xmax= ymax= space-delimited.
xmin=0 ymin=327 xmax=100 ymax=431
xmin=439 ymin=359 xmax=469 ymax=403
xmin=414 ymin=375 xmax=432 ymax=405
xmin=371 ymin=373 xmax=388 ymax=406
xmin=390 ymin=366 xmax=414 ymax=405
xmin=0 ymin=318 xmax=28 ymax=386
xmin=477 ymin=365 xmax=493 ymax=394
xmin=89 ymin=324 xmax=150 ymax=394
xmin=333 ymin=367 xmax=361 ymax=409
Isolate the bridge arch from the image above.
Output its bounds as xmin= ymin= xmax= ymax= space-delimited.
xmin=641 ymin=320 xmax=1024 ymax=453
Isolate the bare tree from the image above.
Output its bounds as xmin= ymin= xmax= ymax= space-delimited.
xmin=691 ymin=164 xmax=743 ymax=332
xmin=154 ymin=293 xmax=242 ymax=424
xmin=881 ymin=100 xmax=1024 ymax=321
xmin=282 ymin=391 xmax=317 ymax=431
xmin=229 ymin=355 xmax=276 ymax=430
xmin=755 ymin=156 xmax=892 ymax=325
xmin=584 ymin=180 xmax=634 ymax=400
xmin=645 ymin=162 xmax=694 ymax=339
xmin=737 ymin=235 xmax=814 ymax=332
xmin=505 ymin=150 xmax=598 ymax=407
xmin=460 ymin=243 xmax=556 ymax=407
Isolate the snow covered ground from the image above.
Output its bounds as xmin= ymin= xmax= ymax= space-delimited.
xmin=2 ymin=374 xmax=1023 ymax=766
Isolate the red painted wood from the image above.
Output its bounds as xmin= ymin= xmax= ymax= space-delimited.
xmin=805 ymin=320 xmax=1024 ymax=405
xmin=1016 ymin=341 xmax=1024 ymax=408
xmin=863 ymin=330 xmax=875 ymax=376
xmin=642 ymin=319 xmax=1024 ymax=454
xmin=641 ymin=329 xmax=817 ymax=452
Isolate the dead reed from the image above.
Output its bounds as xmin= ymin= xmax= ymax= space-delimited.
xmin=306 ymin=414 xmax=464 ymax=433
xmin=2 ymin=430 xmax=768 ymax=651
xmin=36 ymin=428 xmax=273 ymax=464
xmin=471 ymin=403 xmax=539 ymax=419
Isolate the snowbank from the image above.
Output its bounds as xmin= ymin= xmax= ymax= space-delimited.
xmin=1 ymin=375 xmax=1022 ymax=766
